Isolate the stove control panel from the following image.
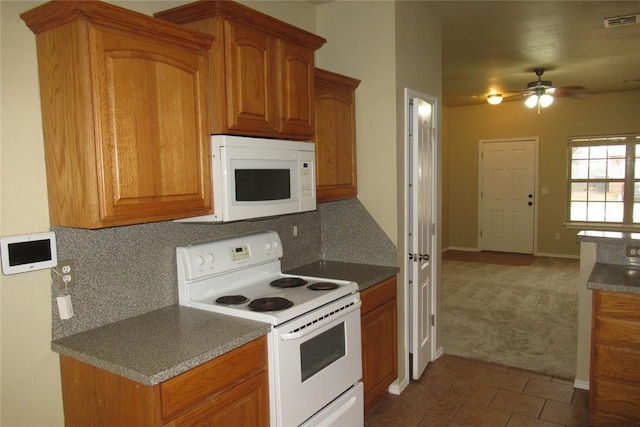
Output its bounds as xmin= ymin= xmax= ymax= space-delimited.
xmin=230 ymin=244 xmax=250 ymax=261
xmin=177 ymin=231 xmax=283 ymax=281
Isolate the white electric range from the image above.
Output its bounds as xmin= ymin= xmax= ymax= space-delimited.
xmin=177 ymin=231 xmax=363 ymax=427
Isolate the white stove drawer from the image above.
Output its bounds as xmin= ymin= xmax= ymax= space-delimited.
xmin=300 ymin=382 xmax=364 ymax=427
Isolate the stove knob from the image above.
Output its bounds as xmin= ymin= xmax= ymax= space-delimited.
xmin=205 ymin=253 xmax=215 ymax=264
xmin=272 ymin=241 xmax=280 ymax=249
xmin=264 ymin=242 xmax=272 ymax=250
xmin=195 ymin=255 xmax=204 ymax=265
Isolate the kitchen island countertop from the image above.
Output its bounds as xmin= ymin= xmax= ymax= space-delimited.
xmin=51 ymin=305 xmax=270 ymax=386
xmin=587 ymin=262 xmax=640 ymax=295
xmin=286 ymin=260 xmax=399 ymax=292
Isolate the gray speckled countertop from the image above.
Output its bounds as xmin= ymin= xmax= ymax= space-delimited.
xmin=285 ymin=261 xmax=399 ymax=292
xmin=587 ymin=262 xmax=640 ymax=295
xmin=51 ymin=261 xmax=396 ymax=386
xmin=51 ymin=305 xmax=270 ymax=386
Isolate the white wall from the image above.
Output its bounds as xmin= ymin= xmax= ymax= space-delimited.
xmin=316 ymin=0 xmax=442 ymax=391
xmin=2 ymin=2 xmax=63 ymax=424
xmin=316 ymin=1 xmax=398 ymax=244
xmin=577 ymin=242 xmax=596 ymax=387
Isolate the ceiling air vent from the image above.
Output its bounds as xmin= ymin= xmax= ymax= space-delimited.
xmin=604 ymin=14 xmax=639 ymax=28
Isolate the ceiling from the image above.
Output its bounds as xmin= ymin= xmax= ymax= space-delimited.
xmin=423 ymin=1 xmax=640 ymax=107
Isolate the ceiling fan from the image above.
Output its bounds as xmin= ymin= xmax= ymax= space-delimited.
xmin=486 ymin=68 xmax=588 ymax=114
xmin=523 ymin=68 xmax=556 ymax=113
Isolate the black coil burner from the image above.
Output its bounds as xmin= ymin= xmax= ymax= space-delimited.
xmin=307 ymin=282 xmax=339 ymax=291
xmin=248 ymin=297 xmax=294 ymax=312
xmin=215 ymin=295 xmax=249 ymax=305
xmin=270 ymin=277 xmax=308 ymax=288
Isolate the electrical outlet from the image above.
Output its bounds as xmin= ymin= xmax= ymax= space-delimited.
xmin=55 ymin=259 xmax=76 ymax=288
xmin=626 ymin=246 xmax=640 ymax=258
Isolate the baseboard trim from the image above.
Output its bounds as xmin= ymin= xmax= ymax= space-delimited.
xmin=388 ymin=377 xmax=409 ymax=395
xmin=573 ymin=379 xmax=590 ymax=390
xmin=444 ymin=246 xmax=480 ymax=252
xmin=444 ymin=248 xmax=579 ymax=259
xmin=535 ymin=252 xmax=580 ymax=259
xmin=434 ymin=346 xmax=444 ymax=360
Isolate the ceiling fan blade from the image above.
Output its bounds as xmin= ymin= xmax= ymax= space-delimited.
xmin=557 ymin=86 xmax=587 ymax=91
xmin=554 ymin=86 xmax=589 ymax=98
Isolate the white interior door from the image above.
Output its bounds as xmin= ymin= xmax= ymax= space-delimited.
xmin=479 ymin=138 xmax=537 ymax=254
xmin=408 ymin=95 xmax=436 ymax=380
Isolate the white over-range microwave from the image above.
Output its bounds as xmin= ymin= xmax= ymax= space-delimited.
xmin=177 ymin=135 xmax=316 ymax=223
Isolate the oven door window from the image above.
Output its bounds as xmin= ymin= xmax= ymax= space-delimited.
xmin=300 ymin=323 xmax=346 ymax=382
xmin=234 ymin=169 xmax=291 ymax=201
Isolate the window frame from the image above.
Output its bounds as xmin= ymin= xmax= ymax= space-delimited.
xmin=567 ymin=133 xmax=640 ymax=229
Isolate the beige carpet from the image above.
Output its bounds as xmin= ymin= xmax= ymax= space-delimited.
xmin=442 ymin=256 xmax=579 ymax=379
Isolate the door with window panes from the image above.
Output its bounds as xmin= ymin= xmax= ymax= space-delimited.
xmin=569 ymin=134 xmax=640 ymax=225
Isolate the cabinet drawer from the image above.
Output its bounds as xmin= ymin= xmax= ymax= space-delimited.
xmin=591 ymin=378 xmax=640 ymax=421
xmin=594 ymin=316 xmax=640 ymax=347
xmin=361 ymin=277 xmax=397 ymax=315
xmin=597 ymin=291 xmax=640 ymax=321
xmin=160 ymin=336 xmax=267 ymax=420
xmin=170 ymin=371 xmax=269 ymax=427
xmin=593 ymin=344 xmax=640 ymax=385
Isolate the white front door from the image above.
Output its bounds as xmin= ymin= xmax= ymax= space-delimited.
xmin=408 ymin=93 xmax=436 ymax=380
xmin=479 ymin=138 xmax=537 ymax=254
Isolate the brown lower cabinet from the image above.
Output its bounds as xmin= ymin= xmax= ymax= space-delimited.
xmin=59 ymin=336 xmax=269 ymax=427
xmin=590 ymin=290 xmax=640 ymax=424
xmin=360 ymin=276 xmax=398 ymax=413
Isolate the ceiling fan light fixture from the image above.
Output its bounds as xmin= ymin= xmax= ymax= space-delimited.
xmin=539 ymin=93 xmax=554 ymax=108
xmin=487 ymin=94 xmax=503 ymax=105
xmin=525 ymin=94 xmax=539 ymax=108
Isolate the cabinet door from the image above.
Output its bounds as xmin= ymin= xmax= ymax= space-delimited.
xmin=314 ymin=69 xmax=359 ymax=202
xmin=278 ymin=40 xmax=314 ymax=138
xmin=591 ymin=290 xmax=640 ymax=422
xmin=223 ymin=21 xmax=278 ymax=135
xmin=93 ymin=27 xmax=211 ymax=224
xmin=361 ymin=286 xmax=397 ymax=412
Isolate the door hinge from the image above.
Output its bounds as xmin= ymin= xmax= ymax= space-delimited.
xmin=480 ymin=230 xmax=483 ymax=238
xmin=431 ymin=314 xmax=435 ymax=326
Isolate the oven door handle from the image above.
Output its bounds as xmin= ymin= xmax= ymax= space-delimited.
xmin=280 ymin=302 xmax=360 ymax=341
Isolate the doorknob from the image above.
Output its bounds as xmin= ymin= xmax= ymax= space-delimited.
xmin=410 ymin=253 xmax=429 ymax=262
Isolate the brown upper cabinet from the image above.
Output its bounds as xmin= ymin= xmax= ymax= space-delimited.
xmin=155 ymin=1 xmax=326 ymax=140
xmin=21 ymin=1 xmax=214 ymax=229
xmin=314 ymin=68 xmax=360 ymax=202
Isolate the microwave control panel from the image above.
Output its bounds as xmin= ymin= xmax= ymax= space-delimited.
xmin=300 ymin=161 xmax=313 ymax=199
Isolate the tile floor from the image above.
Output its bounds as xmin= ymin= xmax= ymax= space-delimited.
xmin=365 ymin=355 xmax=589 ymax=427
